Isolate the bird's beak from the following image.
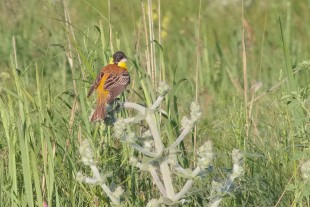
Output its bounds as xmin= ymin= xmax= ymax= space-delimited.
xmin=120 ymin=58 xmax=127 ymax=62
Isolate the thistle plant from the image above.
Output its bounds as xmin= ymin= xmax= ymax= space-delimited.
xmin=76 ymin=140 xmax=124 ymax=205
xmin=78 ymin=82 xmax=244 ymax=206
xmin=208 ymin=149 xmax=244 ymax=207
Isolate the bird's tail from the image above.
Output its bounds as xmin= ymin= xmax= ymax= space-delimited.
xmin=90 ymin=96 xmax=106 ymax=122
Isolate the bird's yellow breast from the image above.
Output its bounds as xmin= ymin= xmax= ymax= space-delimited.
xmin=97 ymin=74 xmax=109 ymax=97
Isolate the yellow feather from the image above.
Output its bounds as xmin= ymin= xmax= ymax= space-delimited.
xmin=109 ymin=57 xmax=114 ymax=64
xmin=97 ymin=74 xmax=109 ymax=98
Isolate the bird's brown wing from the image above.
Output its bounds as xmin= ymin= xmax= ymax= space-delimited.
xmin=104 ymin=70 xmax=130 ymax=103
xmin=87 ymin=71 xmax=105 ymax=97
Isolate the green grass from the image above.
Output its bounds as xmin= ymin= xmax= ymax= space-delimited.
xmin=0 ymin=0 xmax=310 ymax=206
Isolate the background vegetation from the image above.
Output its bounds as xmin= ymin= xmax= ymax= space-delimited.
xmin=0 ymin=0 xmax=309 ymax=206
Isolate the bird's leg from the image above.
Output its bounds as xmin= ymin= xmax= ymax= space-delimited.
xmin=112 ymin=98 xmax=123 ymax=112
xmin=103 ymin=104 xmax=115 ymax=125
xmin=104 ymin=99 xmax=124 ymax=125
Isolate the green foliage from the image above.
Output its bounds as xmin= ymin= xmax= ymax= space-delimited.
xmin=0 ymin=0 xmax=310 ymax=206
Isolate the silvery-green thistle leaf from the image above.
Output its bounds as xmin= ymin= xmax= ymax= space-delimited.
xmin=230 ymin=149 xmax=244 ymax=180
xmin=299 ymin=60 xmax=310 ymax=71
xmin=114 ymin=118 xmax=127 ymax=139
xmin=146 ymin=199 xmax=160 ymax=207
xmin=209 ymin=198 xmax=223 ymax=207
xmin=190 ymin=102 xmax=202 ymax=122
xmin=113 ymin=186 xmax=124 ymax=198
xmin=76 ymin=172 xmax=84 ymax=182
xmin=167 ymin=153 xmax=178 ymax=166
xmin=129 ymin=157 xmax=139 ymax=166
xmin=158 ymin=81 xmax=170 ymax=96
xmin=301 ymin=160 xmax=310 ymax=180
xmin=232 ymin=149 xmax=243 ymax=165
xmin=231 ymin=164 xmax=244 ymax=180
xmin=197 ymin=140 xmax=214 ymax=168
xmin=79 ymin=140 xmax=95 ymax=165
xmin=181 ymin=116 xmax=192 ymax=129
xmin=211 ymin=180 xmax=222 ymax=194
xmin=126 ymin=131 xmax=137 ymax=143
xmin=130 ymin=157 xmax=150 ymax=171
xmin=142 ymin=130 xmax=152 ymax=139
xmin=144 ymin=139 xmax=155 ymax=151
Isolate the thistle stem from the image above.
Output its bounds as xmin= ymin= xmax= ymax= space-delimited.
xmin=149 ymin=166 xmax=167 ymax=197
xmin=160 ymin=160 xmax=175 ymax=199
xmin=169 ymin=127 xmax=191 ymax=150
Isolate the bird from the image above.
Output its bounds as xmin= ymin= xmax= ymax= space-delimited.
xmin=87 ymin=51 xmax=130 ymax=122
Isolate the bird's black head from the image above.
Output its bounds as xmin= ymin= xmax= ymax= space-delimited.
xmin=113 ymin=51 xmax=127 ymax=64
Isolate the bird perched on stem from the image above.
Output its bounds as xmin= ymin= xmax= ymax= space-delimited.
xmin=87 ymin=51 xmax=130 ymax=122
